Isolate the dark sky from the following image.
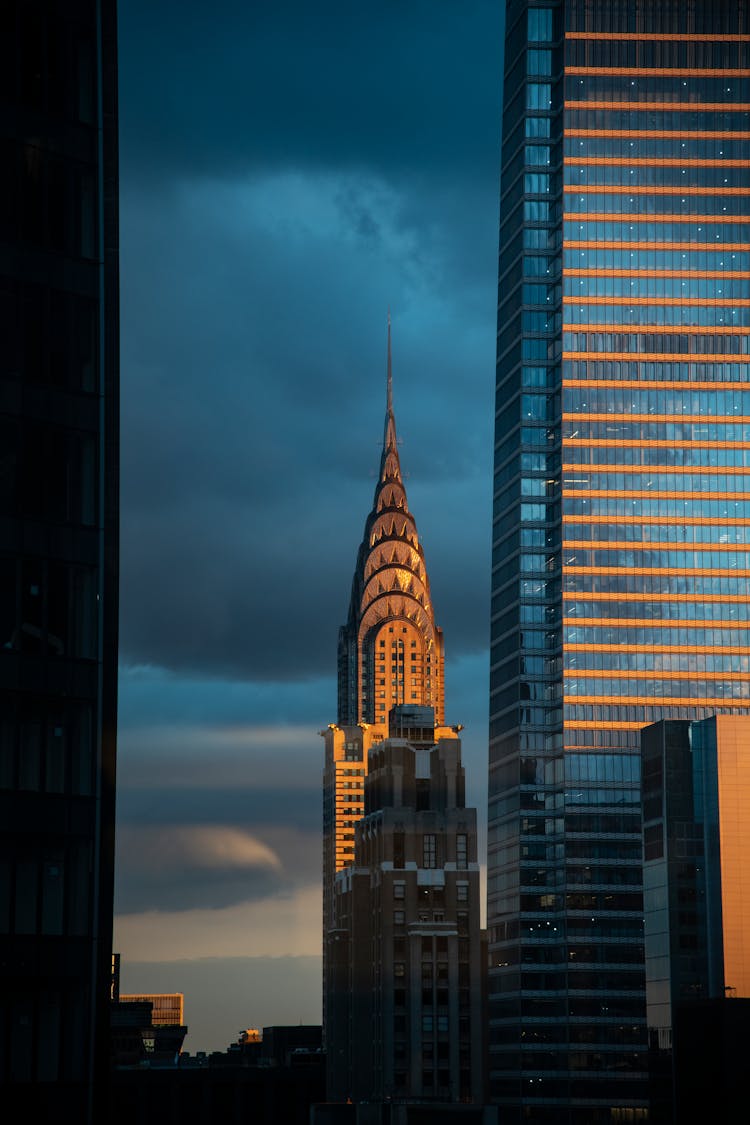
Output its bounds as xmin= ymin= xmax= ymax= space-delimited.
xmin=114 ymin=0 xmax=505 ymax=1053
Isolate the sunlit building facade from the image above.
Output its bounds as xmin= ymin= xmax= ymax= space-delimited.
xmin=490 ymin=1 xmax=750 ymax=1120
xmin=323 ymin=328 xmax=467 ymax=1087
xmin=323 ymin=326 xmax=448 ymax=956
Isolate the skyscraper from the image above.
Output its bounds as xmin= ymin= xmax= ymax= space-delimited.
xmin=323 ymin=324 xmax=447 ymax=1009
xmin=327 ymin=706 xmax=485 ymax=1106
xmin=323 ymin=329 xmax=485 ymax=1107
xmin=0 ymin=3 xmax=119 ymax=1122
xmin=489 ymin=1 xmax=750 ymax=1120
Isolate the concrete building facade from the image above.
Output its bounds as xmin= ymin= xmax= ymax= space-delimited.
xmin=327 ymin=708 xmax=484 ymax=1105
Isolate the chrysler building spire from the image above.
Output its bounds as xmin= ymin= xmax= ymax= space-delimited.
xmin=336 ymin=320 xmax=445 ymax=728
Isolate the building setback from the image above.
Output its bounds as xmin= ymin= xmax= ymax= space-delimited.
xmin=327 ymin=707 xmax=484 ymax=1105
xmin=323 ymin=329 xmax=485 ymax=1108
xmin=0 ymin=3 xmax=120 ymax=1123
xmin=489 ymin=1 xmax=750 ymax=1121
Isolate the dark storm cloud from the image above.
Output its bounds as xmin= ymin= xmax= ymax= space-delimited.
xmin=119 ymin=1 xmax=503 ymax=184
xmin=119 ymin=174 xmax=495 ymax=679
xmin=115 ymin=842 xmax=282 ymax=913
xmin=117 ymin=3 xmax=502 ymax=682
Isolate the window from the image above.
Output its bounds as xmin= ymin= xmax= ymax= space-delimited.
xmin=528 ymin=8 xmax=552 ymax=41
xmin=423 ymin=835 xmax=437 ymax=869
xmin=457 ymin=882 xmax=469 ymax=902
xmin=456 ymin=834 xmax=468 ymax=870
xmin=393 ymin=882 xmax=405 ymax=900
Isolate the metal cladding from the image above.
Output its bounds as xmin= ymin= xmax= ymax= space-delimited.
xmin=337 ymin=323 xmax=444 ymax=727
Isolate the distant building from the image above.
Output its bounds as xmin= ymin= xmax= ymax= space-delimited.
xmin=327 ymin=706 xmax=485 ymax=1106
xmin=0 ymin=3 xmax=120 ymax=1123
xmin=323 ymin=326 xmax=486 ymax=1109
xmin=111 ymin=997 xmax=188 ymax=1069
xmin=641 ymin=714 xmax=750 ymax=1122
xmin=120 ymin=993 xmax=185 ymax=1027
xmin=323 ymin=322 xmax=448 ymax=1045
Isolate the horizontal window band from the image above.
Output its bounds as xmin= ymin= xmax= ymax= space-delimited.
xmin=563 ymin=411 xmax=750 ymax=422
xmin=565 ymin=100 xmax=750 ymax=111
xmin=562 ymin=463 xmax=750 ymax=474
xmin=565 ymin=241 xmax=750 ymax=250
xmin=564 ymin=441 xmax=750 ymax=450
xmin=563 ymin=538 xmax=750 ymax=549
xmin=564 ymin=269 xmax=750 ymax=279
xmin=564 ymin=184 xmax=750 ymax=194
xmin=565 ymin=33 xmax=750 ymax=42
xmin=563 ymin=591 xmax=748 ymax=602
xmin=565 ymin=212 xmax=750 ymax=222
xmin=563 ymin=618 xmax=750 ymax=629
xmin=564 ymin=353 xmax=750 ymax=362
xmin=565 ymin=644 xmax=750 ymax=654
xmin=564 ymin=717 xmax=729 ymax=729
xmin=563 ymin=490 xmax=750 ymax=501
xmin=563 ymin=515 xmax=750 ymax=524
xmin=563 ymin=380 xmax=750 ymax=390
xmin=566 ymin=67 xmax=750 ymax=77
xmin=564 ymin=156 xmax=750 ymax=168
xmin=563 ymin=296 xmax=750 ymax=306
xmin=566 ymin=130 xmax=750 ymax=139
xmin=562 ymin=472 xmax=750 ymax=481
xmin=564 ymin=668 xmax=750 ymax=680
xmin=564 ymin=564 xmax=750 ymax=575
xmin=564 ymin=324 xmax=750 ymax=333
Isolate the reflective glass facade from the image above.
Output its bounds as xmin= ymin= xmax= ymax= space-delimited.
xmin=490 ymin=1 xmax=750 ymax=1120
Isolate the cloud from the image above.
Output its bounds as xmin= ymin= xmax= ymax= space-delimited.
xmin=115 ymin=824 xmax=283 ymax=912
xmin=132 ymin=825 xmax=282 ymax=873
xmin=118 ymin=1 xmax=503 ymax=186
xmin=118 ymin=170 xmax=495 ymax=682
xmin=114 ymin=883 xmax=323 ymax=962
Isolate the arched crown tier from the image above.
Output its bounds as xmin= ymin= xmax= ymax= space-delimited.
xmin=336 ymin=320 xmax=446 ymax=727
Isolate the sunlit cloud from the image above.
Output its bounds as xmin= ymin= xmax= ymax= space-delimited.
xmin=158 ymin=826 xmax=280 ymax=871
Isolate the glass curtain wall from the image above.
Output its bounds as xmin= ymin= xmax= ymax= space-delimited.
xmin=489 ymin=1 xmax=750 ymax=1120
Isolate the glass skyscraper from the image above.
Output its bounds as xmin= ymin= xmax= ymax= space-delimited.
xmin=489 ymin=1 xmax=750 ymax=1120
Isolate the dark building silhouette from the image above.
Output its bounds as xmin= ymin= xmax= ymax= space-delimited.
xmin=641 ymin=715 xmax=750 ymax=1122
xmin=327 ymin=706 xmax=485 ymax=1106
xmin=489 ymin=1 xmax=750 ymax=1119
xmin=110 ymin=1026 xmax=325 ymax=1125
xmin=0 ymin=2 xmax=119 ymax=1122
